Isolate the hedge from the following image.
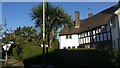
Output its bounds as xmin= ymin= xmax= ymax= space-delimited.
xmin=13 ymin=48 xmax=19 ymax=60
xmin=22 ymin=45 xmax=43 ymax=60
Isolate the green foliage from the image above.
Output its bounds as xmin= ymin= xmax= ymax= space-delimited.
xmin=30 ymin=2 xmax=72 ymax=47
xmin=51 ymin=39 xmax=59 ymax=49
xmin=13 ymin=48 xmax=19 ymax=60
xmin=22 ymin=45 xmax=43 ymax=60
xmin=108 ymin=50 xmax=120 ymax=66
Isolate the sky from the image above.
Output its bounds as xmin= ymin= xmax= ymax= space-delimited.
xmin=1 ymin=0 xmax=118 ymax=2
xmin=2 ymin=2 xmax=118 ymax=31
xmin=0 ymin=2 xmax=1 ymax=25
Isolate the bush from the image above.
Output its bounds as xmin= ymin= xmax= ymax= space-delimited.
xmin=52 ymin=39 xmax=59 ymax=49
xmin=13 ymin=48 xmax=19 ymax=60
xmin=22 ymin=45 xmax=43 ymax=60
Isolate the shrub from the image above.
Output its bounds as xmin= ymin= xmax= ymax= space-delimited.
xmin=22 ymin=45 xmax=43 ymax=60
xmin=13 ymin=48 xmax=19 ymax=60
xmin=52 ymin=39 xmax=59 ymax=49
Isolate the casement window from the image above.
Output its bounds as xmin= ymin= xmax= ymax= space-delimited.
xmin=66 ymin=35 xmax=68 ymax=39
xmin=100 ymin=34 xmax=103 ymax=41
xmin=81 ymin=33 xmax=84 ymax=37
xmin=93 ymin=36 xmax=96 ymax=42
xmin=85 ymin=33 xmax=87 ymax=36
xmin=104 ymin=33 xmax=107 ymax=40
xmin=66 ymin=35 xmax=72 ymax=39
xmin=69 ymin=35 xmax=72 ymax=39
xmin=79 ymin=34 xmax=81 ymax=38
xmin=99 ymin=28 xmax=101 ymax=33
xmin=88 ymin=32 xmax=90 ymax=36
xmin=96 ymin=29 xmax=99 ymax=34
xmin=96 ymin=35 xmax=99 ymax=41
xmin=93 ymin=30 xmax=95 ymax=35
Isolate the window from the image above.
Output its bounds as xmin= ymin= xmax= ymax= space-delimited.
xmin=88 ymin=32 xmax=90 ymax=36
xmin=85 ymin=37 xmax=88 ymax=43
xmin=99 ymin=28 xmax=101 ymax=33
xmin=79 ymin=34 xmax=81 ymax=38
xmin=88 ymin=37 xmax=90 ymax=43
xmin=96 ymin=35 xmax=99 ymax=41
xmin=80 ymin=39 xmax=83 ymax=44
xmin=93 ymin=36 xmax=96 ymax=42
xmin=69 ymin=35 xmax=72 ymax=39
xmin=66 ymin=35 xmax=72 ymax=39
xmin=84 ymin=38 xmax=86 ymax=43
xmin=100 ymin=34 xmax=103 ymax=41
xmin=85 ymin=33 xmax=87 ymax=37
xmin=66 ymin=35 xmax=68 ymax=39
xmin=96 ymin=29 xmax=99 ymax=34
xmin=103 ymin=26 xmax=107 ymax=32
xmin=93 ymin=30 xmax=95 ymax=35
xmin=104 ymin=33 xmax=107 ymax=40
xmin=81 ymin=33 xmax=84 ymax=37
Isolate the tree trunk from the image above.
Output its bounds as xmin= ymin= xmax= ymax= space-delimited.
xmin=49 ymin=39 xmax=52 ymax=48
xmin=47 ymin=33 xmax=50 ymax=47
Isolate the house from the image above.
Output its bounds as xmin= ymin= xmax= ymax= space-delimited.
xmin=59 ymin=3 xmax=120 ymax=50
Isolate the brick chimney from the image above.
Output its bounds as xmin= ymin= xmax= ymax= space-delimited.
xmin=75 ymin=11 xmax=80 ymax=28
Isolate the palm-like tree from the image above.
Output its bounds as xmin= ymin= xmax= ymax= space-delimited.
xmin=30 ymin=2 xmax=72 ymax=47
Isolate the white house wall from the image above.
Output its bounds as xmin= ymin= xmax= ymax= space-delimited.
xmin=60 ymin=34 xmax=79 ymax=49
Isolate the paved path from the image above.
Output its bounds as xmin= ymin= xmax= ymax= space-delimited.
xmin=7 ymin=58 xmax=24 ymax=66
xmin=2 ymin=57 xmax=24 ymax=68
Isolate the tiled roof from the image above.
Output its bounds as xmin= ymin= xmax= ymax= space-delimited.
xmin=59 ymin=4 xmax=120 ymax=36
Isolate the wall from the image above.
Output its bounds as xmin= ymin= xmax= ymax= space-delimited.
xmin=60 ymin=34 xmax=79 ymax=49
xmin=118 ymin=8 xmax=120 ymax=49
xmin=111 ymin=15 xmax=119 ymax=50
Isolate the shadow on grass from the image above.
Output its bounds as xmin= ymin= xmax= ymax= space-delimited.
xmin=23 ymin=49 xmax=120 ymax=68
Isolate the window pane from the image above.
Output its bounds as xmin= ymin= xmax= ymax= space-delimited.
xmin=96 ymin=29 xmax=99 ymax=34
xmin=84 ymin=38 xmax=86 ymax=43
xmin=66 ymin=35 xmax=68 ymax=39
xmin=69 ymin=35 xmax=72 ymax=39
xmin=97 ymin=35 xmax=99 ymax=41
xmin=79 ymin=34 xmax=81 ymax=38
xmin=85 ymin=33 xmax=87 ymax=36
xmin=93 ymin=36 xmax=96 ymax=42
xmin=99 ymin=28 xmax=101 ymax=33
xmin=100 ymin=34 xmax=103 ymax=41
xmin=108 ymin=32 xmax=111 ymax=40
xmin=104 ymin=33 xmax=107 ymax=40
xmin=88 ymin=32 xmax=90 ymax=36
xmin=93 ymin=30 xmax=95 ymax=35
xmin=88 ymin=37 xmax=90 ymax=43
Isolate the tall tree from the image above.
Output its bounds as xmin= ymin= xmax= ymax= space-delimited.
xmin=30 ymin=2 xmax=72 ymax=47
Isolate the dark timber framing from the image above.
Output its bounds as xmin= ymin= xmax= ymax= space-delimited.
xmin=78 ymin=23 xmax=112 ymax=47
